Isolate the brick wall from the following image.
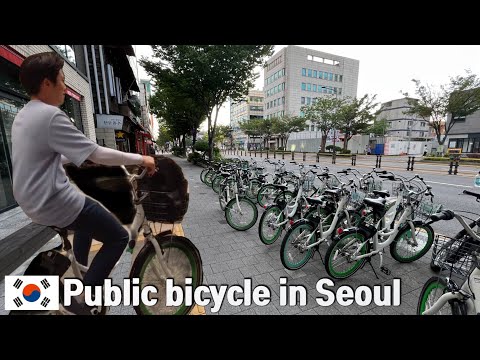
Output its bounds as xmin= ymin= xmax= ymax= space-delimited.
xmin=8 ymin=45 xmax=96 ymax=142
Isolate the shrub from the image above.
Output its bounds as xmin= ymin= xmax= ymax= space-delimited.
xmin=187 ymin=151 xmax=203 ymax=165
xmin=171 ymin=146 xmax=185 ymax=157
xmin=193 ymin=140 xmax=209 ymax=152
xmin=325 ymin=145 xmax=343 ymax=153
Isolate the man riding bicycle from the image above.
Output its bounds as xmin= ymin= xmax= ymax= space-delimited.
xmin=11 ymin=51 xmax=156 ymax=315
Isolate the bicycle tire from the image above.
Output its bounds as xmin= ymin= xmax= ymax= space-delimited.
xmin=258 ymin=205 xmax=284 ymax=245
xmin=417 ymin=276 xmax=465 ymax=315
xmin=130 ymin=234 xmax=203 ymax=315
xmin=390 ymin=222 xmax=434 ymax=263
xmin=225 ymin=197 xmax=258 ymax=231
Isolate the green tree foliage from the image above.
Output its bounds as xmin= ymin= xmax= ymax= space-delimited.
xmin=404 ymin=70 xmax=480 ymax=145
xmin=140 ymin=45 xmax=274 ymax=160
xmin=337 ymin=94 xmax=379 ymax=149
xmin=368 ymin=118 xmax=388 ymax=137
xmin=302 ymin=96 xmax=343 ymax=152
xmin=271 ymin=115 xmax=307 ymax=151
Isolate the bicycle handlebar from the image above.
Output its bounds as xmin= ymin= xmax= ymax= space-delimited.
xmin=463 ymin=190 xmax=480 ymax=199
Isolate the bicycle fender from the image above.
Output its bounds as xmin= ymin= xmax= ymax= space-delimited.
xmin=396 ymin=220 xmax=432 ymax=238
xmin=290 ymin=218 xmax=317 ymax=229
xmin=332 ymin=226 xmax=370 ymax=243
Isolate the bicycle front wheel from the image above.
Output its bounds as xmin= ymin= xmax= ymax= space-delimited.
xmin=225 ymin=197 xmax=258 ymax=231
xmin=390 ymin=223 xmax=434 ymax=263
xmin=258 ymin=205 xmax=284 ymax=245
xmin=417 ymin=277 xmax=464 ymax=315
xmin=130 ymin=234 xmax=203 ymax=315
xmin=280 ymin=222 xmax=316 ymax=270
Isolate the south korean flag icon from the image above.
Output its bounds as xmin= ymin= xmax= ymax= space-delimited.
xmin=5 ymin=276 xmax=60 ymax=311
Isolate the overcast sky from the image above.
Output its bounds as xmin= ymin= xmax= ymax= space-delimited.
xmin=134 ymin=45 xmax=480 ymax=131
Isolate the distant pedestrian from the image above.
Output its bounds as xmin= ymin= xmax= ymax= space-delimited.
xmin=365 ymin=145 xmax=371 ymax=155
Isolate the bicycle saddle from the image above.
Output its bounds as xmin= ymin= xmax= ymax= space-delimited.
xmin=305 ymin=196 xmax=324 ymax=205
xmin=372 ymin=190 xmax=390 ymax=198
xmin=272 ymin=184 xmax=288 ymax=190
xmin=364 ymin=197 xmax=386 ymax=210
xmin=430 ymin=209 xmax=455 ymax=222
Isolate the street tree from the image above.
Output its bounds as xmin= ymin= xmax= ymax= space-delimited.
xmin=368 ymin=118 xmax=388 ymax=137
xmin=140 ymin=45 xmax=274 ymax=160
xmin=239 ymin=118 xmax=263 ymax=149
xmin=336 ymin=94 xmax=379 ymax=150
xmin=404 ymin=70 xmax=480 ymax=146
xmin=271 ymin=115 xmax=307 ymax=151
xmin=301 ymin=96 xmax=343 ymax=152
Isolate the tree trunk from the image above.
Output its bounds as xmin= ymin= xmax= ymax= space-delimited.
xmin=343 ymin=131 xmax=349 ymax=150
xmin=320 ymin=131 xmax=327 ymax=152
xmin=192 ymin=126 xmax=197 ymax=147
xmin=182 ymin=134 xmax=187 ymax=155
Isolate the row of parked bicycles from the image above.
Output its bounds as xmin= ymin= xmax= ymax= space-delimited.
xmin=200 ymin=157 xmax=480 ymax=315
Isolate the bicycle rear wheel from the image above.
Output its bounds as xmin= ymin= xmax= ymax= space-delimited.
xmin=130 ymin=234 xmax=203 ymax=315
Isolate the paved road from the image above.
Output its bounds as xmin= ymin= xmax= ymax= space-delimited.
xmin=178 ymin=156 xmax=449 ymax=315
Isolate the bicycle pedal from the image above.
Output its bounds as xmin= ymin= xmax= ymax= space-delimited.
xmin=380 ymin=266 xmax=391 ymax=275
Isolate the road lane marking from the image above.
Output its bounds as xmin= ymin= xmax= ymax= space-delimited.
xmin=425 ymin=181 xmax=472 ymax=188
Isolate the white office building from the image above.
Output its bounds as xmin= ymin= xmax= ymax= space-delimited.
xmin=263 ymin=45 xmax=359 ymax=152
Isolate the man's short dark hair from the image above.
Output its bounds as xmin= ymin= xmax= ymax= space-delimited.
xmin=19 ymin=52 xmax=64 ymax=96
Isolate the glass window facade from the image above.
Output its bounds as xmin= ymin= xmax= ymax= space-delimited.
xmin=0 ymin=56 xmax=29 ymax=213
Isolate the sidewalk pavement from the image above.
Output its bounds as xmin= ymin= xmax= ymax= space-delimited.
xmin=176 ymin=154 xmax=438 ymax=315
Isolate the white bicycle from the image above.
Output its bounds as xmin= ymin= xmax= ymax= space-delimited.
xmin=417 ymin=190 xmax=480 ymax=315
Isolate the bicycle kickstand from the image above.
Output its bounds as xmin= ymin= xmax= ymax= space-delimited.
xmin=361 ymin=257 xmax=379 ymax=279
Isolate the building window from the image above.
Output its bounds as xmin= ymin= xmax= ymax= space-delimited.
xmin=307 ymin=83 xmax=311 ymax=91
xmin=302 ymin=68 xmax=306 ymax=76
xmin=338 ymin=88 xmax=342 ymax=95
xmin=301 ymin=97 xmax=305 ymax=105
xmin=313 ymin=70 xmax=317 ymax=78
xmin=319 ymin=71 xmax=323 ymax=80
xmin=339 ymin=75 xmax=343 ymax=82
xmin=328 ymin=73 xmax=333 ymax=81
xmin=334 ymin=74 xmax=338 ymax=82
xmin=313 ymin=84 xmax=317 ymax=92
xmin=307 ymin=69 xmax=312 ymax=77
xmin=53 ymin=45 xmax=76 ymax=65
xmin=60 ymin=94 xmax=83 ymax=132
xmin=306 ymin=97 xmax=311 ymax=105
xmin=301 ymin=83 xmax=306 ymax=91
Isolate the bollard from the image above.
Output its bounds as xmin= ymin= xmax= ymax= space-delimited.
xmin=406 ymin=156 xmax=416 ymax=171
xmin=332 ymin=153 xmax=336 ymax=164
xmin=249 ymin=151 xmax=252 ymax=157
xmin=282 ymin=151 xmax=285 ymax=160
xmin=303 ymin=152 xmax=306 ymax=162
xmin=376 ymin=155 xmax=382 ymax=168
xmin=454 ymin=160 xmax=459 ymax=175
xmin=351 ymin=154 xmax=356 ymax=166
xmin=274 ymin=151 xmax=276 ymax=159
xmin=292 ymin=152 xmax=295 ymax=161
xmin=448 ymin=160 xmax=453 ymax=175
xmin=316 ymin=153 xmax=320 ymax=163
xmin=254 ymin=150 xmax=257 ymax=157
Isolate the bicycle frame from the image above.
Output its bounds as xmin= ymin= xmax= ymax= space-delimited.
xmin=422 ymin=212 xmax=480 ymax=315
xmin=422 ymin=267 xmax=480 ymax=315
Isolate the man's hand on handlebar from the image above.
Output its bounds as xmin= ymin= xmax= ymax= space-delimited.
xmin=141 ymin=155 xmax=157 ymax=176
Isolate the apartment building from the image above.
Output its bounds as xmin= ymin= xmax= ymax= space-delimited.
xmin=263 ymin=45 xmax=359 ymax=152
xmin=377 ymin=97 xmax=430 ymax=139
xmin=230 ymin=89 xmax=264 ymax=150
